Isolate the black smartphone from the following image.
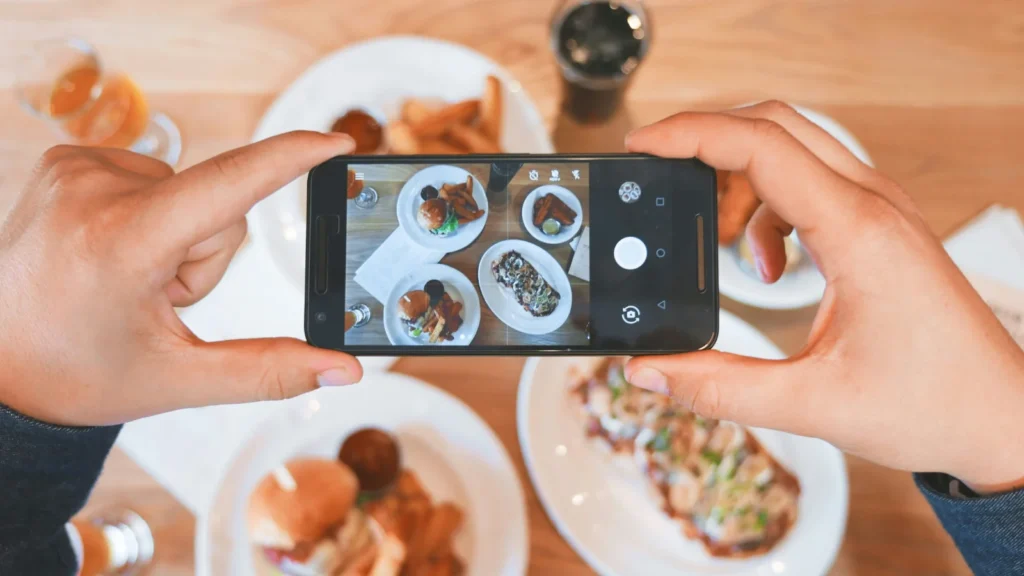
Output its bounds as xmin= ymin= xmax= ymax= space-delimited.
xmin=305 ymin=154 xmax=717 ymax=355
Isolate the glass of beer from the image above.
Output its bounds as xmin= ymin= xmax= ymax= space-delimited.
xmin=15 ymin=37 xmax=182 ymax=166
xmin=550 ymin=0 xmax=651 ymax=123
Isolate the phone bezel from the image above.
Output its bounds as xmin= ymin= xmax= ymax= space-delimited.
xmin=305 ymin=153 xmax=718 ymax=356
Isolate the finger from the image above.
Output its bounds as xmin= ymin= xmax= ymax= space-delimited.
xmin=725 ymin=101 xmax=921 ymax=219
xmin=166 ymin=219 xmax=247 ymax=306
xmin=745 ymin=203 xmax=793 ymax=283
xmin=89 ymin=148 xmax=175 ymax=180
xmin=626 ymin=112 xmax=866 ymax=237
xmin=147 ymin=131 xmax=354 ymax=248
xmin=181 ymin=338 xmax=364 ymax=407
xmin=624 ymin=352 xmax=815 ymax=434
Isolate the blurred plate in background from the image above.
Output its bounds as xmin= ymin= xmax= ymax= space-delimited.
xmin=248 ymin=35 xmax=554 ymax=292
xmin=517 ymin=311 xmax=848 ymax=576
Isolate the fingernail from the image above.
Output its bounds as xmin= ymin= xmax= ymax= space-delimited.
xmin=328 ymin=132 xmax=356 ymax=153
xmin=624 ymin=129 xmax=638 ymax=147
xmin=627 ymin=367 xmax=669 ymax=394
xmin=755 ymin=258 xmax=769 ymax=282
xmin=317 ymin=368 xmax=354 ymax=387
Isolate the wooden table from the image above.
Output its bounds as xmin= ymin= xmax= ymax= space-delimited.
xmin=5 ymin=0 xmax=1024 ymax=574
xmin=344 ymin=162 xmax=591 ymax=347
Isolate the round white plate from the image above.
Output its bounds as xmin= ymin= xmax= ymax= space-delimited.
xmin=248 ymin=35 xmax=555 ymax=291
xmin=718 ymin=104 xmax=873 ymax=310
xmin=518 ymin=311 xmax=848 ymax=576
xmin=477 ymin=239 xmax=573 ymax=335
xmin=383 ymin=264 xmax=481 ymax=346
xmin=198 ymin=372 xmax=528 ymax=576
xmin=397 ymin=166 xmax=489 ymax=251
xmin=521 ymin=185 xmax=584 ymax=245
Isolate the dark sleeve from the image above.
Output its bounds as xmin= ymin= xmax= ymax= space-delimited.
xmin=916 ymin=472 xmax=1024 ymax=576
xmin=0 ymin=403 xmax=121 ymax=575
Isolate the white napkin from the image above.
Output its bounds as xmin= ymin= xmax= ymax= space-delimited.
xmin=944 ymin=204 xmax=1024 ymax=290
xmin=354 ymin=229 xmax=447 ymax=302
xmin=115 ymin=242 xmax=395 ymax=514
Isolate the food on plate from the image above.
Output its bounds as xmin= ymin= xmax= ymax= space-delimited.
xmin=365 ymin=471 xmax=466 ymax=576
xmin=331 ymin=109 xmax=384 ymax=154
xmin=396 ymin=285 xmax=464 ymax=343
xmin=417 ymin=198 xmax=459 ymax=237
xmin=388 ymin=76 xmax=504 ymax=155
xmin=717 ymin=171 xmax=760 ymax=246
xmin=480 ymin=75 xmax=502 ymax=142
xmin=248 ymin=458 xmax=377 ymax=576
xmin=423 ymin=280 xmax=445 ymax=305
xmin=420 ymin=185 xmax=439 ymax=201
xmin=491 ymin=251 xmax=561 ymax=317
xmin=249 ymin=429 xmax=465 ymax=576
xmin=347 ymin=169 xmax=364 ymax=200
xmin=571 ymin=359 xmax=801 ymax=558
xmin=445 ymin=123 xmax=501 ymax=154
xmin=737 ymin=234 xmax=804 ymax=276
xmin=338 ymin=428 xmax=401 ymax=494
xmin=415 ymin=177 xmax=485 ymax=238
xmin=532 ymin=193 xmax=578 ymax=229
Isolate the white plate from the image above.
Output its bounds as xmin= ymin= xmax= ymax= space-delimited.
xmin=718 ymin=104 xmax=873 ymax=310
xmin=517 ymin=311 xmax=848 ymax=576
xmin=478 ymin=239 xmax=573 ymax=335
xmin=521 ymin=185 xmax=584 ymax=245
xmin=248 ymin=35 xmax=554 ymax=292
xmin=197 ymin=372 xmax=528 ymax=576
xmin=397 ymin=166 xmax=489 ymax=251
xmin=383 ymin=264 xmax=481 ymax=346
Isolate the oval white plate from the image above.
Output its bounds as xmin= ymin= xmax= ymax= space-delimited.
xmin=521 ymin=185 xmax=584 ymax=245
xmin=718 ymin=104 xmax=873 ymax=310
xmin=197 ymin=372 xmax=528 ymax=576
xmin=248 ymin=35 xmax=555 ymax=292
xmin=383 ymin=264 xmax=481 ymax=346
xmin=396 ymin=165 xmax=489 ymax=251
xmin=518 ymin=311 xmax=848 ymax=576
xmin=477 ymin=239 xmax=573 ymax=335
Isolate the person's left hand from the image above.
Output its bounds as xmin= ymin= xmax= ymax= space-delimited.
xmin=0 ymin=132 xmax=363 ymax=426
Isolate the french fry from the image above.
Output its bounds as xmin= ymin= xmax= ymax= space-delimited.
xmin=368 ymin=533 xmax=406 ymax=576
xmin=533 ymin=195 xmax=555 ymax=227
xmin=418 ymin=504 xmax=464 ymax=561
xmin=419 ymin=139 xmax=466 ymax=155
xmin=445 ymin=124 xmax=500 ymax=154
xmin=480 ymin=75 xmax=503 ymax=143
xmin=402 ymin=99 xmax=436 ymax=124
xmin=388 ymin=121 xmax=420 ymax=155
xmin=428 ymin=317 xmax=446 ymax=343
xmin=411 ymin=100 xmax=480 ymax=139
xmin=338 ymin=543 xmax=378 ymax=576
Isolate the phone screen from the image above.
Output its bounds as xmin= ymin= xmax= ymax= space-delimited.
xmin=307 ymin=155 xmax=717 ymax=354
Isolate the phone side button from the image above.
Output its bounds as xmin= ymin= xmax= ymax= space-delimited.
xmin=314 ymin=215 xmax=329 ymax=295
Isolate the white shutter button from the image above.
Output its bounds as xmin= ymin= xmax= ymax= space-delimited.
xmin=614 ymin=237 xmax=647 ymax=270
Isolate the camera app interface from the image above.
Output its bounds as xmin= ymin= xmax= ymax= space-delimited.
xmin=343 ymin=161 xmax=595 ymax=348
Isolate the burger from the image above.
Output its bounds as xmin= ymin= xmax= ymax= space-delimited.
xmin=417 ymin=198 xmax=459 ymax=237
xmin=397 ymin=290 xmax=432 ymax=337
xmin=248 ymin=458 xmax=381 ymax=576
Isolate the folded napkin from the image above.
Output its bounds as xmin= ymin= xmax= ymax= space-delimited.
xmin=354 ymin=229 xmax=447 ymax=302
xmin=945 ymin=205 xmax=1024 ymax=290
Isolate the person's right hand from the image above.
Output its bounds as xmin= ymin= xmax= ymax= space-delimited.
xmin=624 ymin=102 xmax=1024 ymax=492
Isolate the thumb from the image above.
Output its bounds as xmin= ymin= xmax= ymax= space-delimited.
xmin=182 ymin=338 xmax=364 ymax=406
xmin=625 ymin=351 xmax=812 ymax=434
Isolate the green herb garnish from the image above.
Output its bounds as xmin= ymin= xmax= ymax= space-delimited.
xmin=701 ymin=449 xmax=722 ymax=465
xmin=756 ymin=511 xmax=768 ymax=529
xmin=650 ymin=427 xmax=672 ymax=452
xmin=411 ymin=328 xmax=422 ymax=337
xmin=430 ymin=211 xmax=459 ymax=236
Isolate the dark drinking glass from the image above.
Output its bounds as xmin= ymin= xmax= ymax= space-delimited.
xmin=551 ymin=0 xmax=651 ymax=123
xmin=487 ymin=161 xmax=524 ymax=194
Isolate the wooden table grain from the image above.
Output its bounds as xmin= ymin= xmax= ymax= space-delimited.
xmin=6 ymin=1 xmax=1024 ymax=574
